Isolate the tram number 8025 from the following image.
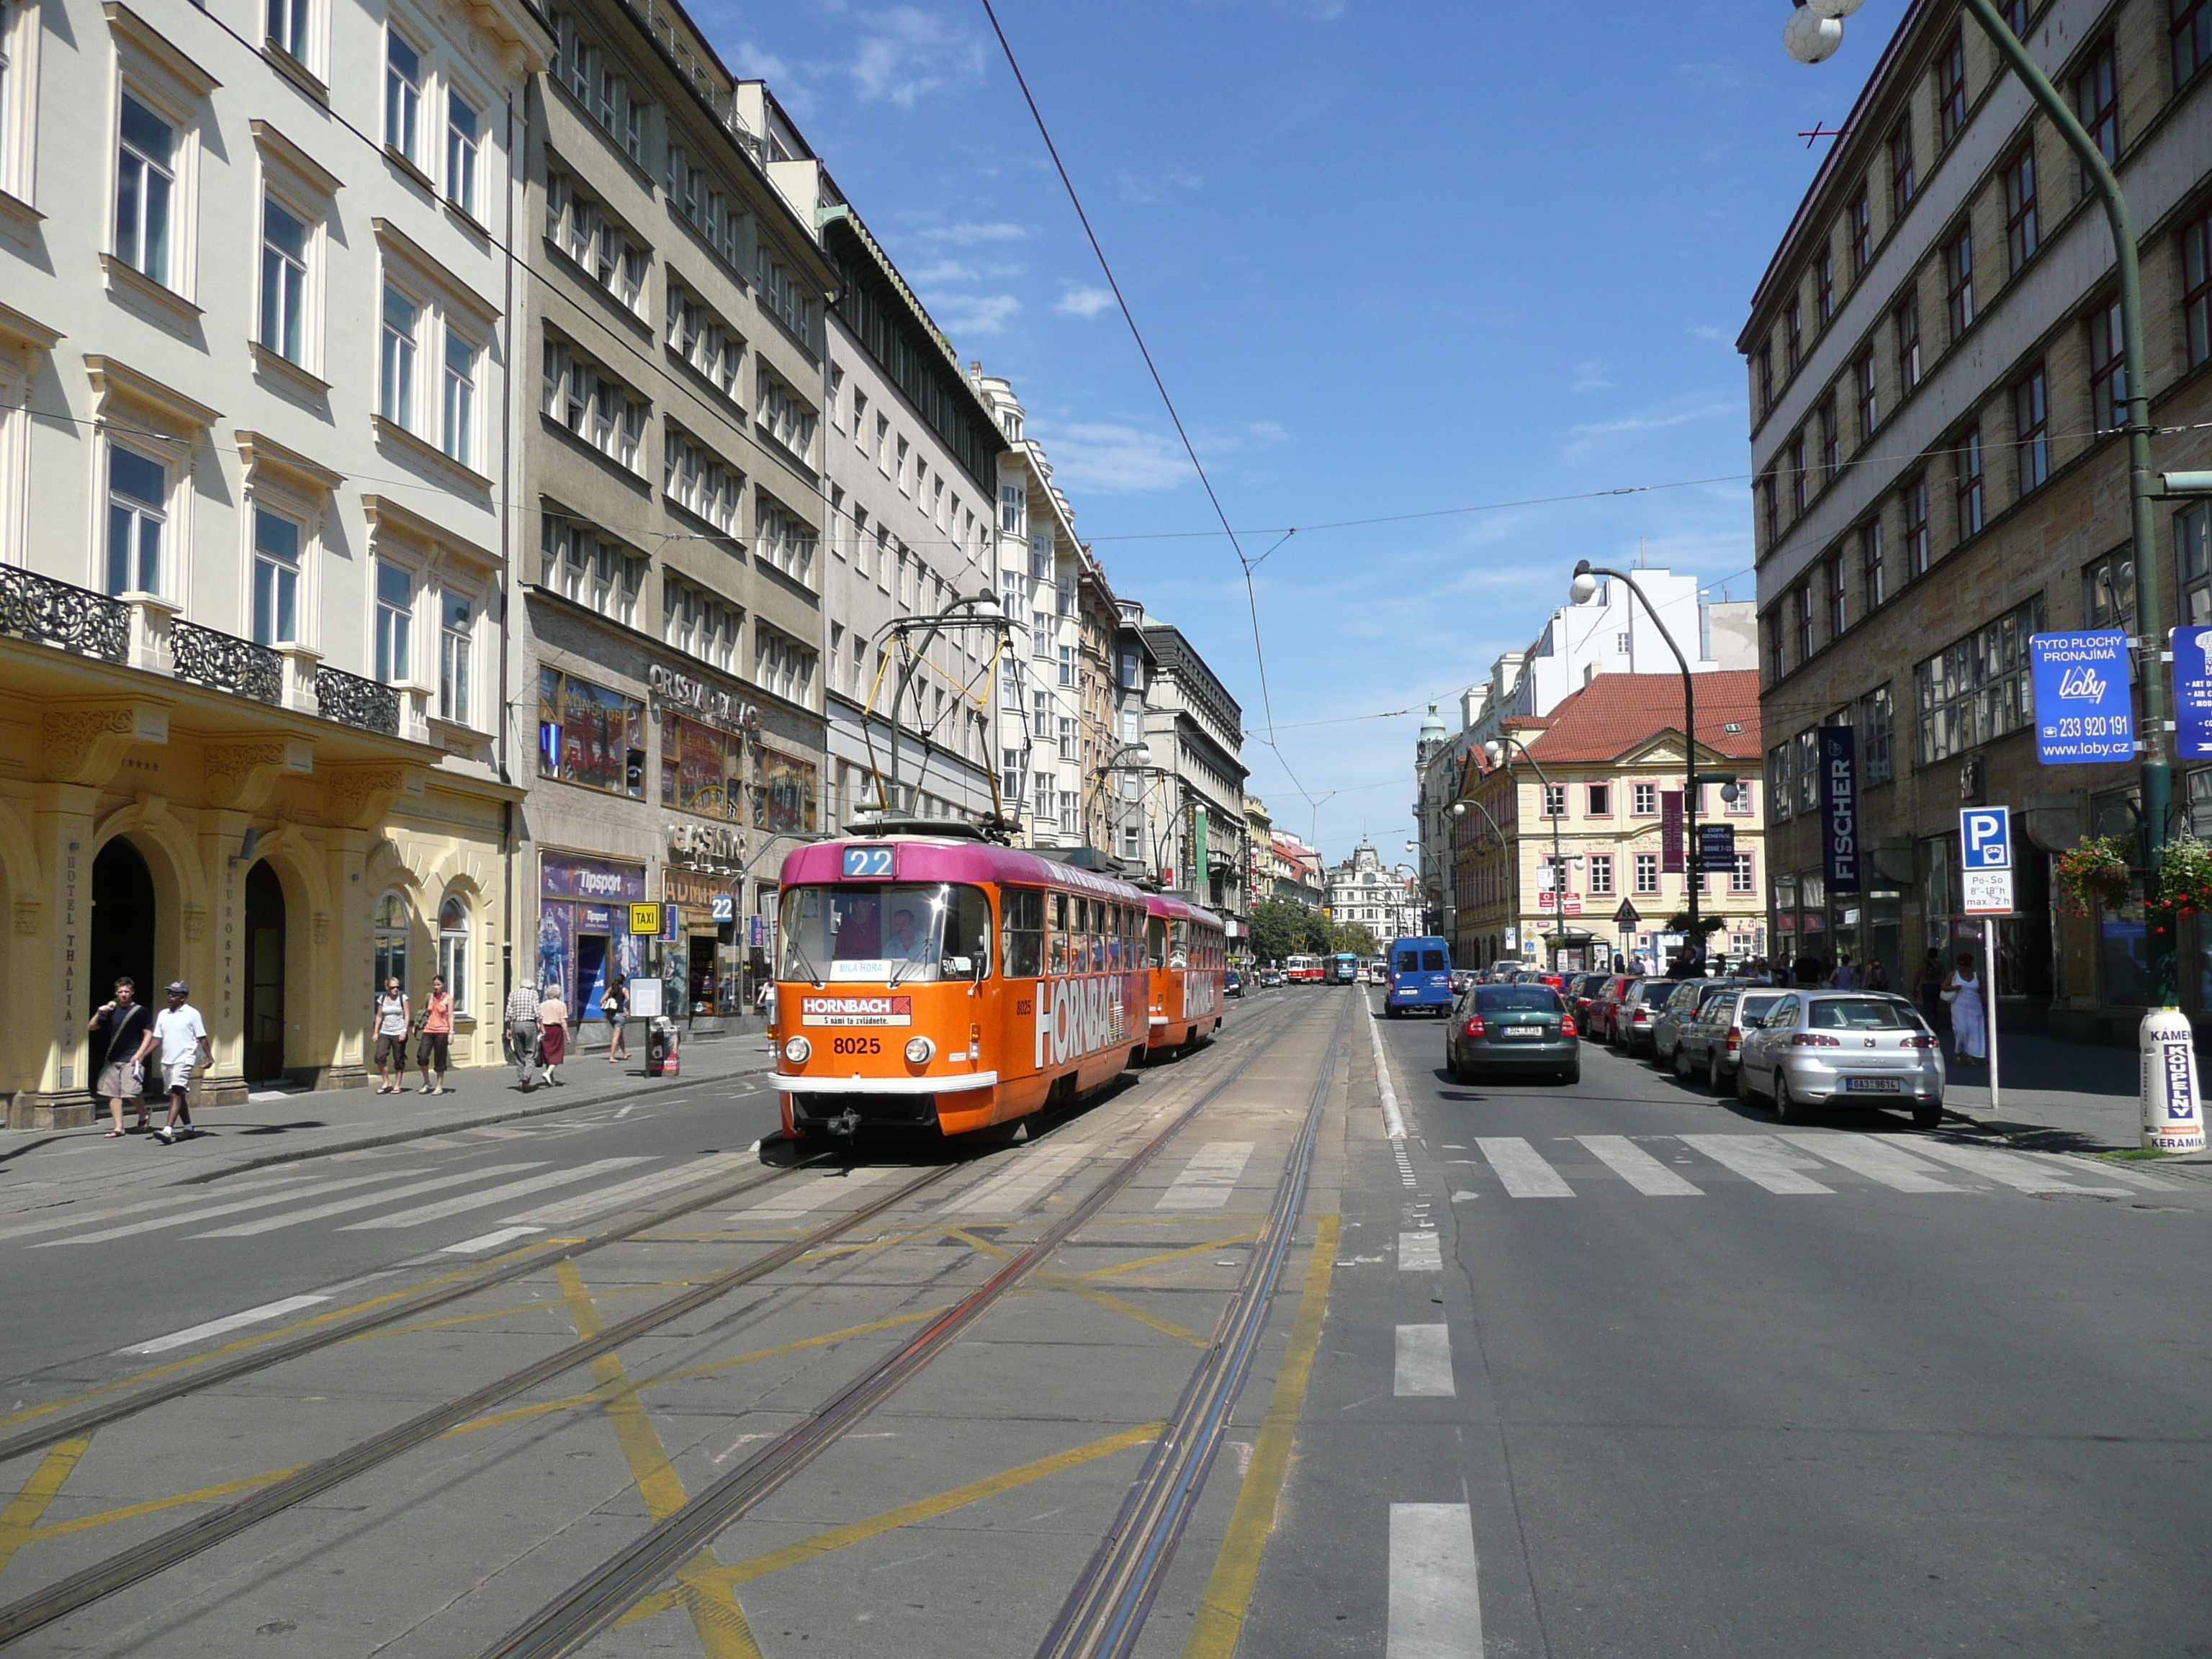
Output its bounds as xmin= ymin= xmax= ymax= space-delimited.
xmin=832 ymin=1035 xmax=882 ymax=1056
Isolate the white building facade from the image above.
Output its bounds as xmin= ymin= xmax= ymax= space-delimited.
xmin=1326 ymin=841 xmax=1421 ymax=941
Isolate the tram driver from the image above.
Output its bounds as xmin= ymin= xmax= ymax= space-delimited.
xmin=886 ymin=906 xmax=932 ymax=971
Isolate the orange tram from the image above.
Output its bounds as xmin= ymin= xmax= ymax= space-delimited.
xmin=769 ymin=830 xmax=1227 ymax=1141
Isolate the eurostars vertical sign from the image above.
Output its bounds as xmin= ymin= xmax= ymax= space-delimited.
xmin=2029 ymin=630 xmax=2134 ymax=764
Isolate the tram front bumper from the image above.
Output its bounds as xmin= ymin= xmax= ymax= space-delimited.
xmin=773 ymin=1072 xmax=1000 ymax=1131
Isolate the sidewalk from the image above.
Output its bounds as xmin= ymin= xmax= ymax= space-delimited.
xmin=1936 ymin=1029 xmax=2212 ymax=1175
xmin=0 ymin=1025 xmax=780 ymax=1206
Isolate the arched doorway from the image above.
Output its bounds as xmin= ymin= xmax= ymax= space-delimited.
xmin=90 ymin=838 xmax=156 ymax=1022
xmin=244 ymin=861 xmax=287 ymax=1082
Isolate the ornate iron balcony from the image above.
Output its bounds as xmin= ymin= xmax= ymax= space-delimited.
xmin=171 ymin=619 xmax=282 ymax=706
xmin=0 ymin=567 xmax=130 ymax=664
xmin=315 ymin=665 xmax=400 ymax=736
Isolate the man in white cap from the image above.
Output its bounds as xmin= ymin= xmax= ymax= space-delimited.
xmin=503 ymin=974 xmax=543 ymax=1091
xmin=134 ymin=981 xmax=210 ymax=1143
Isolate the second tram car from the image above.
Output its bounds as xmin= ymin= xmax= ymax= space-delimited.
xmin=769 ymin=834 xmax=1152 ymax=1140
xmin=1285 ymin=954 xmax=1322 ymax=985
xmin=1143 ymin=892 xmax=1227 ymax=1053
xmin=1323 ymin=952 xmax=1359 ymax=986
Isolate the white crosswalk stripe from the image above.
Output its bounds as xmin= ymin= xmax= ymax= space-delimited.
xmin=1907 ymin=1140 xmax=2133 ymax=1195
xmin=1777 ymin=1131 xmax=1969 ymax=1192
xmin=1576 ymin=1136 xmax=1702 ymax=1196
xmin=338 ymin=1158 xmax=652 ymax=1230
xmin=737 ymin=1165 xmax=896 ymax=1220
xmin=122 ymin=1295 xmax=331 ymax=1356
xmin=1677 ymin=1134 xmax=1835 ymax=1195
xmin=0 ymin=1168 xmax=333 ymax=1244
xmin=1399 ymin=1231 xmax=1443 ymax=1272
xmin=1388 ymin=1503 xmax=1483 ymax=1659
xmin=1475 ymin=1138 xmax=1573 ymax=1198
xmin=508 ymin=1153 xmax=755 ymax=1227
xmin=34 ymin=1169 xmax=432 ymax=1246
xmin=938 ymin=1143 xmax=1093 ymax=1215
xmin=194 ymin=1163 xmax=549 ymax=1237
xmin=1156 ymin=1141 xmax=1255 ymax=1209
xmin=1394 ymin=1325 xmax=1456 ymax=1396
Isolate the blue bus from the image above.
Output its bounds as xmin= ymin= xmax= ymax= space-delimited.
xmin=1385 ymin=935 xmax=1454 ymax=1017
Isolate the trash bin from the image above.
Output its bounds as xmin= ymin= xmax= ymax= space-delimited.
xmin=647 ymin=1015 xmax=680 ymax=1076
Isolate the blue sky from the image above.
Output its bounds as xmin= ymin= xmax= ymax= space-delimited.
xmin=686 ymin=0 xmax=1910 ymax=863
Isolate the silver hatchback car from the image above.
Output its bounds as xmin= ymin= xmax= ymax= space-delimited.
xmin=1735 ymin=992 xmax=1946 ymax=1128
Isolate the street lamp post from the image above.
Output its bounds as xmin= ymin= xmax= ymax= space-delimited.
xmin=1485 ymin=733 xmax=1569 ymax=969
xmin=1781 ymin=0 xmax=2172 ymax=997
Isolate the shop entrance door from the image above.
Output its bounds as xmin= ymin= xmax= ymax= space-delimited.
xmin=244 ymin=862 xmax=286 ymax=1081
xmin=689 ymin=935 xmax=718 ymax=1015
xmin=575 ymin=933 xmax=609 ymax=1020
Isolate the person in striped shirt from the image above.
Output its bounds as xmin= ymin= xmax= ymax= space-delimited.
xmin=503 ymin=976 xmax=542 ymax=1091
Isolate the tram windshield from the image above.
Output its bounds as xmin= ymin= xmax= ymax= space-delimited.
xmin=777 ymin=884 xmax=993 ymax=985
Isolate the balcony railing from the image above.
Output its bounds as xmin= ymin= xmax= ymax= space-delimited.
xmin=171 ymin=620 xmax=282 ymax=705
xmin=0 ymin=567 xmax=130 ymax=664
xmin=315 ymin=665 xmax=400 ymax=736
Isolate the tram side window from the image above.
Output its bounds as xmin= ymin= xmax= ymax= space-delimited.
xmin=1048 ymin=891 xmax=1070 ymax=975
xmin=1169 ymin=918 xmax=1190 ymax=969
xmin=1148 ymin=916 xmax=1167 ymax=968
xmin=1002 ymin=888 xmax=1043 ymax=979
xmin=1107 ymin=904 xmax=1124 ymax=971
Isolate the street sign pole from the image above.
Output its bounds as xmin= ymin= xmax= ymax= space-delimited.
xmin=1959 ymin=808 xmax=2014 ymax=1119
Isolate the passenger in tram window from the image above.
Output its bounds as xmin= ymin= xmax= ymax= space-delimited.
xmin=1107 ymin=910 xmax=1123 ymax=973
xmin=886 ymin=906 xmax=930 ymax=969
xmin=1048 ymin=892 xmax=1069 ymax=975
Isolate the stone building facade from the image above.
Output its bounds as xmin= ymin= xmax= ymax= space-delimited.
xmin=1138 ymin=614 xmax=1249 ymax=925
xmin=1743 ymin=0 xmax=2212 ymax=1033
xmin=0 ymin=0 xmax=544 ymax=1123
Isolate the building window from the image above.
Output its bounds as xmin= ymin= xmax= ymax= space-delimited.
xmin=2084 ymin=549 xmax=2136 ymax=630
xmin=1760 ymin=474 xmax=1778 ymax=549
xmin=2181 ymin=505 xmax=2211 ymax=625
xmin=2089 ymin=297 xmax=2128 ymax=431
xmin=251 ymin=506 xmax=300 ymax=645
xmin=1794 ymin=584 xmax=1815 ymax=660
xmin=437 ymin=896 xmax=469 ymax=1015
xmin=1758 ymin=341 xmax=1773 ymax=417
xmin=1633 ymin=781 xmax=1658 ymax=817
xmin=439 ymin=593 xmax=471 ymax=723
xmin=1767 ymin=611 xmax=1786 ymax=682
xmin=2175 ymin=0 xmax=2211 ymax=84
xmin=379 ymin=283 xmax=418 ymax=429
xmin=1888 ymin=119 xmax=1915 ymax=219
xmin=1956 ymin=426 xmax=1985 ymax=539
xmin=1002 ymin=747 xmax=1022 ymax=801
xmin=1058 ymin=716 xmax=1075 ymax=763
xmin=266 ymin=0 xmax=308 ymax=60
xmin=441 ymin=329 xmax=476 ymax=467
xmin=1789 ymin=433 xmax=1807 ymax=516
xmin=384 ymin=27 xmax=421 ymax=163
xmin=1816 ymin=248 xmax=1835 ymax=325
xmin=115 ymin=95 xmax=175 ymax=286
xmin=2185 ymin=210 xmax=2211 ymax=370
xmin=374 ymin=891 xmax=410 ymax=995
xmin=1786 ymin=297 xmax=1802 ymax=373
xmin=1730 ymin=853 xmax=1755 ymax=894
xmin=1825 ymin=552 xmax=1847 ymax=637
xmin=1848 ymin=187 xmax=1871 ymax=277
xmin=1853 ymin=351 xmax=1877 ymax=444
xmin=375 ymin=561 xmax=412 ymax=683
xmin=2074 ymin=40 xmax=2118 ymax=174
xmin=538 ymin=667 xmax=645 ymax=798
xmin=547 ymin=174 xmax=647 ymax=317
xmin=1587 ymin=783 xmax=1611 ymax=816
xmin=2002 ymin=0 xmax=2028 ymax=34
xmin=1588 ymin=854 xmax=1614 ymax=896
xmin=1634 ymin=853 xmax=1660 ymax=896
xmin=104 ymin=446 xmax=165 ymax=596
xmin=260 ymin=199 xmax=307 ymax=364
xmin=665 ymin=282 xmax=744 ymax=404
xmin=663 ymin=426 xmax=741 ymax=536
xmin=1937 ymin=30 xmax=1967 ymax=145
xmin=757 ymin=369 xmax=818 ymax=463
xmin=1768 ymin=743 xmax=1791 ymax=821
xmin=445 ymin=91 xmax=479 ymax=217
xmin=1894 ymin=289 xmax=1922 ymax=392
xmin=2002 ymin=145 xmax=2039 ymax=271
xmin=2013 ymin=367 xmax=2049 ymax=494
xmin=1542 ymin=783 xmax=1565 ymax=818
xmin=1058 ymin=644 xmax=1074 ymax=687
xmin=540 ymin=517 xmax=643 ymax=626
xmin=1903 ymin=473 xmax=1930 ymax=576
xmin=1914 ymin=595 xmax=2045 ymax=763
xmin=1794 ymin=729 xmax=1820 ymax=814
xmin=1031 ymin=691 xmax=1051 ymax=741
xmin=1859 ymin=684 xmax=1894 ymax=785
xmin=541 ymin=337 xmax=647 ymax=475
xmin=1861 ymin=520 xmax=1885 ymax=613
xmin=1944 ymin=225 xmax=1975 ymax=339
xmin=1818 ymin=397 xmax=1840 ymax=482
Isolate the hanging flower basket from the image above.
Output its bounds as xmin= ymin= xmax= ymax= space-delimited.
xmin=2054 ymin=834 xmax=2132 ymax=916
xmin=2154 ymin=835 xmax=2212 ymax=918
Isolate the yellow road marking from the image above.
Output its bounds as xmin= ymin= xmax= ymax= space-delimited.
xmin=1069 ymin=1232 xmax=1260 ymax=1282
xmin=0 ymin=1437 xmax=90 ymax=1575
xmin=555 ymin=1260 xmax=763 ymax=1659
xmin=943 ymin=1226 xmax=1210 ymax=1346
xmin=29 ymin=1463 xmax=307 ymax=1543
xmin=1181 ymin=1215 xmax=1339 ymax=1659
xmin=614 ymin=1421 xmax=1166 ymax=1627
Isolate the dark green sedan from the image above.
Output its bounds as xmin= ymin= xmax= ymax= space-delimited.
xmin=1444 ymin=984 xmax=1581 ymax=1085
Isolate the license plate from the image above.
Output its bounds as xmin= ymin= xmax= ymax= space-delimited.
xmin=1503 ymin=1025 xmax=1542 ymax=1037
xmin=1841 ymin=1076 xmax=1905 ymax=1094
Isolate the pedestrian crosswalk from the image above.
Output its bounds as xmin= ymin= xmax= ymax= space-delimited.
xmin=1155 ymin=1141 xmax=1254 ymax=1208
xmin=1447 ymin=1132 xmax=2152 ymax=1200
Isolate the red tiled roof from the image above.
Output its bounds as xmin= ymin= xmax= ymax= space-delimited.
xmin=1521 ymin=672 xmax=1762 ymax=764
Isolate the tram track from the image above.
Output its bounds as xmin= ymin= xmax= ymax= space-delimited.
xmin=0 ymin=992 xmax=1314 ymax=1651
xmin=480 ymin=989 xmax=1346 ymax=1659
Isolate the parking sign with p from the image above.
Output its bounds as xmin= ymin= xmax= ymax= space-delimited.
xmin=1960 ymin=807 xmax=2015 ymax=914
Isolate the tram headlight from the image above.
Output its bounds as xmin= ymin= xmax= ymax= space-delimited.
xmin=783 ymin=1035 xmax=811 ymax=1064
xmin=904 ymin=1035 xmax=935 ymax=1064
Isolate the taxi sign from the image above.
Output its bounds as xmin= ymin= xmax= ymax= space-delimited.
xmin=628 ymin=902 xmax=662 ymax=935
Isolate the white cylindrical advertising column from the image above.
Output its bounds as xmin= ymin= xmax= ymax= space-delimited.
xmin=2140 ymin=1009 xmax=2208 ymax=1152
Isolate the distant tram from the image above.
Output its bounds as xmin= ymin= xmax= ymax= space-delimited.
xmin=1285 ymin=954 xmax=1322 ymax=985
xmin=1323 ymin=952 xmax=1359 ymax=986
xmin=768 ymin=831 xmax=1224 ymax=1141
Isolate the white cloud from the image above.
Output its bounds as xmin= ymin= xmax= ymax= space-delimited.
xmin=1117 ymin=167 xmax=1203 ymax=205
xmin=1689 ymin=324 xmax=1727 ymax=342
xmin=1055 ymin=286 xmax=1116 ymax=318
xmin=849 ymin=6 xmax=987 ymax=108
xmin=1033 ymin=423 xmax=1191 ymax=493
xmin=1570 ymin=357 xmax=1615 ymax=393
xmin=925 ymin=293 xmax=1020 ymax=335
xmin=912 ymin=220 xmax=1029 ymax=246
xmin=1566 ymin=402 xmax=1737 ymax=440
xmin=911 ymin=260 xmax=979 ymax=284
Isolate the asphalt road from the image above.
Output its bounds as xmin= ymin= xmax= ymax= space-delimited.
xmin=1245 ymin=990 xmax=2212 ymax=1659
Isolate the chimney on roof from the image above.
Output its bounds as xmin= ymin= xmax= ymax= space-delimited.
xmin=1583 ymin=662 xmax=1602 ymax=688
